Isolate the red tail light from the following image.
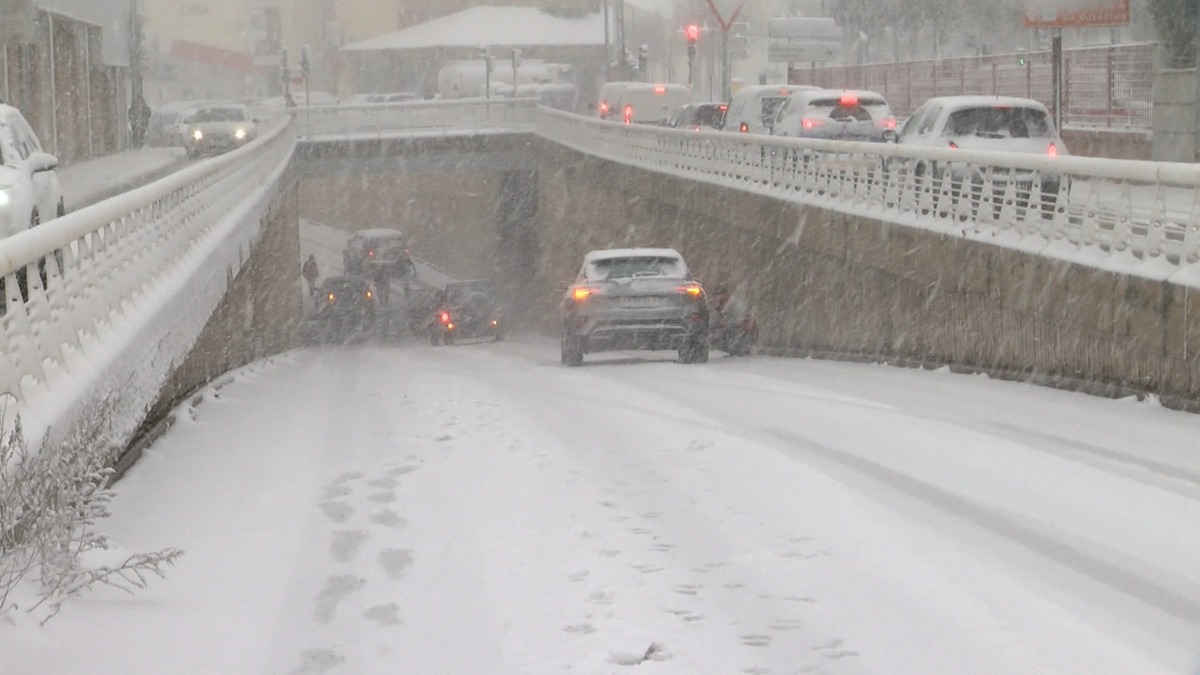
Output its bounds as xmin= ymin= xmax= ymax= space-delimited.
xmin=623 ymin=105 xmax=633 ymax=125
xmin=876 ymin=117 xmax=897 ymax=129
xmin=740 ymin=122 xmax=748 ymax=133
xmin=654 ymin=85 xmax=666 ymax=94
xmin=367 ymin=249 xmax=375 ymax=258
xmin=599 ymin=101 xmax=609 ymax=116
xmin=1047 ymin=142 xmax=1058 ymax=157
xmin=802 ymin=118 xmax=825 ymax=131
xmin=718 ymin=104 xmax=728 ymax=112
xmin=439 ymin=311 xmax=451 ymax=323
xmin=948 ymin=141 xmax=959 ymax=149
xmin=839 ymin=94 xmax=859 ymax=107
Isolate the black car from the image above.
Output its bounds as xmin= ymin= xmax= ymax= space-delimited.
xmin=429 ymin=279 xmax=504 ymax=345
xmin=559 ymin=248 xmax=708 ymax=366
xmin=309 ymin=275 xmax=377 ymax=342
xmin=668 ymin=102 xmax=728 ymax=131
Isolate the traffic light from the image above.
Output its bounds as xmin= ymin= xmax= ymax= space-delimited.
xmin=685 ymin=23 xmax=699 ymax=61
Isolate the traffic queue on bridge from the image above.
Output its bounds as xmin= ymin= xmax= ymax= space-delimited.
xmin=597 ymin=79 xmax=1070 ymax=162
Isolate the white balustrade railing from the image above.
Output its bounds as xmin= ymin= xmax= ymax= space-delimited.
xmin=537 ymin=108 xmax=1200 ymax=281
xmin=0 ymin=120 xmax=296 ymax=452
xmin=288 ymin=97 xmax=539 ymax=141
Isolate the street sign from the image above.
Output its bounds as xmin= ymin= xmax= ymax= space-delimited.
xmin=729 ymin=21 xmax=750 ymax=37
xmin=767 ymin=42 xmax=837 ymax=63
xmin=729 ymin=49 xmax=751 ymax=60
xmin=1023 ymin=0 xmax=1129 ymax=28
xmin=727 ymin=35 xmax=750 ymax=50
xmin=767 ymin=17 xmax=840 ymax=41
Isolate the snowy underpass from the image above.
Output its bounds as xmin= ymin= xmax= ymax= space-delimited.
xmin=2 ymin=337 xmax=1198 ymax=674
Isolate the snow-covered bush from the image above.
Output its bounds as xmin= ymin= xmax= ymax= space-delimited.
xmin=0 ymin=415 xmax=182 ymax=624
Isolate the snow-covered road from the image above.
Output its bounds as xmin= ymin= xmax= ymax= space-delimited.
xmin=3 ymin=338 xmax=1199 ymax=674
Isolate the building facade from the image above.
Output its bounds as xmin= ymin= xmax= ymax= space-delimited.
xmin=1 ymin=0 xmax=131 ymax=163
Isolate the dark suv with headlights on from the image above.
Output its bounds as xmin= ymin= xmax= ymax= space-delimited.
xmin=429 ymin=279 xmax=504 ymax=345
xmin=559 ymin=248 xmax=709 ymax=366
xmin=308 ymin=275 xmax=377 ymax=343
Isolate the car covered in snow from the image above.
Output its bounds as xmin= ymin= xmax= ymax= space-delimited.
xmin=721 ymin=84 xmax=818 ymax=135
xmin=342 ymin=228 xmax=415 ymax=279
xmin=668 ymin=102 xmax=728 ymax=131
xmin=559 ymin=247 xmax=709 ymax=366
xmin=180 ymin=104 xmax=258 ymax=158
xmin=771 ymin=89 xmax=896 ymax=142
xmin=429 ymin=279 xmax=504 ymax=345
xmin=306 ymin=275 xmax=377 ymax=343
xmin=0 ymin=104 xmax=64 ymax=238
xmin=613 ymin=83 xmax=692 ymax=126
xmin=889 ymin=95 xmax=1069 ymax=196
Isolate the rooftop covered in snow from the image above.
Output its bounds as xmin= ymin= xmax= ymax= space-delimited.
xmin=340 ymin=6 xmax=607 ymax=52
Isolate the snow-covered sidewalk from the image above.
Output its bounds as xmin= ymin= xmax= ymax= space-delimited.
xmin=58 ymin=147 xmax=189 ymax=211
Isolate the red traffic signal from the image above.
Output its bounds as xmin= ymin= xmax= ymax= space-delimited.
xmin=685 ymin=24 xmax=700 ymax=43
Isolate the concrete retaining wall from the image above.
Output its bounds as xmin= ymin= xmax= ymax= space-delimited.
xmin=535 ymin=139 xmax=1200 ymax=410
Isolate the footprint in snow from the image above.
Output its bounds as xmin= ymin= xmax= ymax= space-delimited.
xmin=319 ymin=502 xmax=353 ymax=523
xmin=369 ymin=509 xmax=406 ymax=529
xmin=330 ymin=530 xmax=368 ymax=563
xmin=313 ymin=575 xmax=365 ymax=623
xmin=379 ymin=548 xmax=413 ymax=581
xmin=363 ymin=604 xmax=401 ymax=626
xmin=288 ymin=647 xmax=344 ymax=675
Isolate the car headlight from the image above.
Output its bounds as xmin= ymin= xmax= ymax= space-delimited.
xmin=234 ymin=128 xmax=247 ymax=140
xmin=192 ymin=129 xmax=204 ymax=141
xmin=0 ymin=187 xmax=10 ymax=207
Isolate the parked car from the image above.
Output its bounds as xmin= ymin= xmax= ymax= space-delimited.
xmin=890 ymin=95 xmax=1069 ymax=197
xmin=342 ymin=228 xmax=415 ymax=278
xmin=668 ymin=102 xmax=728 ymax=131
xmin=0 ymin=104 xmax=64 ymax=238
xmin=722 ymin=84 xmax=818 ymax=135
xmin=613 ymin=83 xmax=692 ymax=126
xmin=181 ymin=103 xmax=258 ymax=158
xmin=771 ymin=89 xmax=896 ymax=141
xmin=429 ymin=279 xmax=504 ymax=345
xmin=559 ymin=247 xmax=709 ymax=366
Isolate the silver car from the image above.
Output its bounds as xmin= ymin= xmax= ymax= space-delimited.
xmin=181 ymin=104 xmax=258 ymax=158
xmin=559 ymin=248 xmax=709 ymax=366
xmin=0 ymin=104 xmax=63 ymax=238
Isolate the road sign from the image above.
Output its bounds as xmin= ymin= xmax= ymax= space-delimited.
xmin=704 ymin=0 xmax=746 ymax=33
xmin=729 ymin=49 xmax=750 ymax=60
xmin=767 ymin=42 xmax=836 ymax=63
xmin=1023 ymin=0 xmax=1129 ymax=28
xmin=767 ymin=17 xmax=840 ymax=40
xmin=729 ymin=21 xmax=750 ymax=37
xmin=727 ymin=35 xmax=750 ymax=50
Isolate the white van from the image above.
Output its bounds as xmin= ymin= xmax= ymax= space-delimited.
xmin=596 ymin=81 xmax=640 ymax=121
xmin=722 ymin=84 xmax=818 ymax=135
xmin=613 ymin=83 xmax=692 ymax=126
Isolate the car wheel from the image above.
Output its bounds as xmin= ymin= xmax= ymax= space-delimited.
xmin=30 ymin=209 xmax=39 ymax=228
xmin=561 ymin=332 xmax=583 ymax=366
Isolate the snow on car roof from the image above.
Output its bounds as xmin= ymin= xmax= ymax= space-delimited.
xmin=923 ymin=95 xmax=1051 ymax=112
xmin=584 ymin=247 xmax=683 ymax=263
xmin=730 ymin=84 xmax=818 ymax=99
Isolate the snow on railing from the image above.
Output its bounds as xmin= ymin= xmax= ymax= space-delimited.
xmin=0 ymin=120 xmax=296 ymax=451
xmin=537 ymin=108 xmax=1200 ymax=282
xmin=288 ymin=97 xmax=539 ymax=140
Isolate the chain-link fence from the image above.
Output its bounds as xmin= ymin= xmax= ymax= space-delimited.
xmin=792 ymin=43 xmax=1155 ymax=131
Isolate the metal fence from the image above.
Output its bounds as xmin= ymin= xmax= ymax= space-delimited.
xmin=793 ymin=43 xmax=1155 ymax=131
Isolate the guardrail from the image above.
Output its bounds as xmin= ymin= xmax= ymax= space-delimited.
xmin=0 ymin=119 xmax=296 ymax=451
xmin=537 ymin=108 xmax=1200 ymax=279
xmin=287 ymin=97 xmax=539 ymax=140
